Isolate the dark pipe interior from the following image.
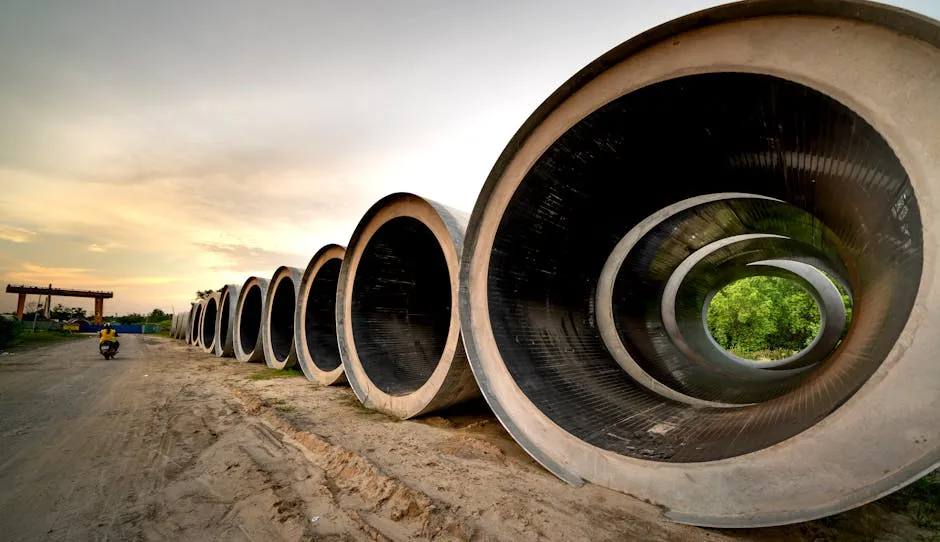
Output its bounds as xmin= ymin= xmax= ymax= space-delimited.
xmin=269 ymin=276 xmax=296 ymax=362
xmin=190 ymin=305 xmax=203 ymax=343
xmin=487 ymin=72 xmax=921 ymax=462
xmin=201 ymin=298 xmax=218 ymax=348
xmin=304 ymin=258 xmax=343 ymax=371
xmin=238 ymin=285 xmax=262 ymax=354
xmin=351 ymin=216 xmax=451 ymax=396
xmin=218 ymin=290 xmax=231 ymax=346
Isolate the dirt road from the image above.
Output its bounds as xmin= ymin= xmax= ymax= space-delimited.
xmin=0 ymin=335 xmax=931 ymax=541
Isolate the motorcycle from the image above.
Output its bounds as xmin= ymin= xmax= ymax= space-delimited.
xmin=99 ymin=341 xmax=119 ymax=360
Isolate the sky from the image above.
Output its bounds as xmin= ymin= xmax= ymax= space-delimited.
xmin=1 ymin=0 xmax=938 ymax=316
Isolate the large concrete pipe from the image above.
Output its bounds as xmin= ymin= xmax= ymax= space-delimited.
xmin=188 ymin=300 xmax=205 ymax=347
xmin=199 ymin=292 xmax=220 ymax=354
xmin=214 ymin=284 xmax=241 ymax=357
xmin=262 ymin=266 xmax=302 ymax=370
xmin=459 ymin=0 xmax=940 ymax=528
xmin=337 ymin=193 xmax=480 ymax=419
xmin=295 ymin=245 xmax=347 ymax=385
xmin=233 ymin=276 xmax=269 ymax=362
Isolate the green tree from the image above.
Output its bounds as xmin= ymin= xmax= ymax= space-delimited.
xmin=49 ymin=304 xmax=88 ymax=321
xmin=196 ymin=290 xmax=214 ymax=300
xmin=706 ymin=276 xmax=825 ymax=359
xmin=147 ymin=308 xmax=169 ymax=322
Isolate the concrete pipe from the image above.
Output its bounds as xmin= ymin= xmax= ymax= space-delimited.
xmin=262 ymin=266 xmax=302 ymax=370
xmin=176 ymin=311 xmax=185 ymax=340
xmin=170 ymin=314 xmax=177 ymax=338
xmin=295 ymin=244 xmax=347 ymax=385
xmin=199 ymin=292 xmax=220 ymax=354
xmin=459 ymin=0 xmax=940 ymax=528
xmin=175 ymin=312 xmax=185 ymax=340
xmin=189 ymin=301 xmax=205 ymax=347
xmin=234 ymin=276 xmax=270 ymax=363
xmin=214 ymin=284 xmax=241 ymax=357
xmin=184 ymin=304 xmax=195 ymax=343
xmin=178 ymin=311 xmax=188 ymax=340
xmin=337 ymin=193 xmax=480 ymax=419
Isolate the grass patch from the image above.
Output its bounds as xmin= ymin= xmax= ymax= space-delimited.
xmin=246 ymin=367 xmax=305 ymax=381
xmin=6 ymin=330 xmax=86 ymax=350
xmin=897 ymin=471 xmax=940 ymax=530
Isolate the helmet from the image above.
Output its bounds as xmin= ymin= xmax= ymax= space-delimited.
xmin=103 ymin=323 xmax=112 ymax=329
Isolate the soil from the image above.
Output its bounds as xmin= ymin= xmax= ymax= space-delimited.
xmin=0 ymin=335 xmax=933 ymax=541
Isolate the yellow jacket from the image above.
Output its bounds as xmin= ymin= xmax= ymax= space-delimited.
xmin=99 ymin=329 xmax=117 ymax=342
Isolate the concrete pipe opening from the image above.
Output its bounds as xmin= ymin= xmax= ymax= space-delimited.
xmin=295 ymin=245 xmax=347 ymax=385
xmin=189 ymin=301 xmax=204 ymax=347
xmin=214 ymin=284 xmax=240 ymax=357
xmin=234 ymin=277 xmax=269 ymax=362
xmin=262 ymin=266 xmax=301 ymax=370
xmin=200 ymin=293 xmax=219 ymax=354
xmin=460 ymin=1 xmax=940 ymax=528
xmin=338 ymin=193 xmax=480 ymax=419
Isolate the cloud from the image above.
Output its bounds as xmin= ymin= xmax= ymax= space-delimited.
xmin=0 ymin=224 xmax=38 ymax=243
xmin=193 ymin=242 xmax=307 ymax=274
xmin=88 ymin=244 xmax=106 ymax=252
xmin=6 ymin=263 xmax=91 ymax=283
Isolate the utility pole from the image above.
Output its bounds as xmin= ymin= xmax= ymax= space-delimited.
xmin=31 ymin=294 xmax=42 ymax=333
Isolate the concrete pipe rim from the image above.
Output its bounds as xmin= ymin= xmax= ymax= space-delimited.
xmin=337 ymin=192 xmax=474 ymax=419
xmin=190 ymin=300 xmax=205 ymax=347
xmin=233 ymin=276 xmax=269 ymax=363
xmin=214 ymin=284 xmax=240 ymax=357
xmin=184 ymin=305 xmax=194 ymax=343
xmin=262 ymin=266 xmax=302 ymax=370
xmin=199 ymin=292 xmax=220 ymax=354
xmin=295 ymin=244 xmax=347 ymax=385
xmin=459 ymin=1 xmax=940 ymax=528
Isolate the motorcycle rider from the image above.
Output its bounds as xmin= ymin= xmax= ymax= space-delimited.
xmin=98 ymin=322 xmax=120 ymax=352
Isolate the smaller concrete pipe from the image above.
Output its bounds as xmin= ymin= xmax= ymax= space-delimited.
xmin=262 ymin=266 xmax=302 ymax=370
xmin=184 ymin=304 xmax=196 ymax=343
xmin=337 ymin=192 xmax=480 ymax=419
xmin=233 ymin=276 xmax=270 ymax=362
xmin=295 ymin=244 xmax=347 ymax=385
xmin=214 ymin=284 xmax=241 ymax=357
xmin=174 ymin=312 xmax=183 ymax=339
xmin=176 ymin=311 xmax=186 ymax=340
xmin=189 ymin=301 xmax=205 ymax=346
xmin=170 ymin=314 xmax=178 ymax=338
xmin=200 ymin=292 xmax=220 ymax=354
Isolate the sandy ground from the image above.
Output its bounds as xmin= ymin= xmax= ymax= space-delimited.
xmin=0 ymin=335 xmax=932 ymax=541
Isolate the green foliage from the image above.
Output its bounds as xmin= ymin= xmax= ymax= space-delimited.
xmin=0 ymin=318 xmax=23 ymax=350
xmin=109 ymin=309 xmax=170 ymax=325
xmin=111 ymin=313 xmax=146 ymax=325
xmin=147 ymin=308 xmax=169 ymax=322
xmin=706 ymin=276 xmax=823 ymax=359
xmin=899 ymin=471 xmax=940 ymax=530
xmin=154 ymin=318 xmax=173 ymax=336
xmin=196 ymin=290 xmax=214 ymax=300
xmin=49 ymin=304 xmax=88 ymax=320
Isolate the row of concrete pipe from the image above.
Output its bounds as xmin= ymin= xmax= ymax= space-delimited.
xmin=169 ymin=1 xmax=940 ymax=529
